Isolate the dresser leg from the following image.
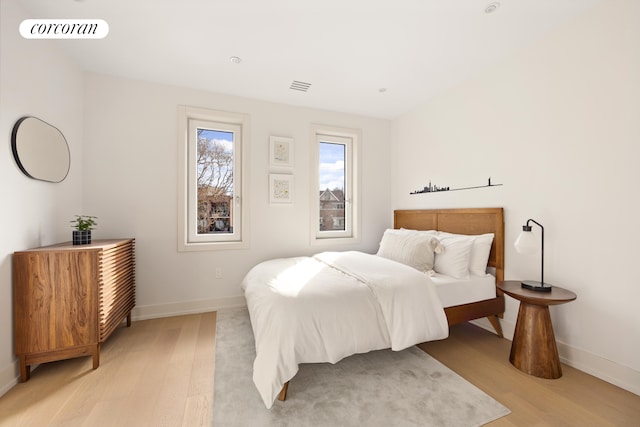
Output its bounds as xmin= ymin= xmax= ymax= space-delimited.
xmin=19 ymin=357 xmax=30 ymax=382
xmin=92 ymin=344 xmax=100 ymax=369
xmin=127 ymin=312 xmax=132 ymax=327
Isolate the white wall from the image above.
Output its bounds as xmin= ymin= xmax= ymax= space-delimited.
xmin=82 ymin=73 xmax=391 ymax=319
xmin=0 ymin=0 xmax=85 ymax=394
xmin=391 ymin=0 xmax=640 ymax=395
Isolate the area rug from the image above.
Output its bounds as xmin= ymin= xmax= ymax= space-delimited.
xmin=213 ymin=307 xmax=510 ymax=426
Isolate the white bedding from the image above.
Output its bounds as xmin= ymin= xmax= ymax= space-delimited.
xmin=430 ymin=273 xmax=497 ymax=308
xmin=241 ymin=251 xmax=449 ymax=408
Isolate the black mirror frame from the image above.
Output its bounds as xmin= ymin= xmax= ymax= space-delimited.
xmin=11 ymin=116 xmax=71 ymax=183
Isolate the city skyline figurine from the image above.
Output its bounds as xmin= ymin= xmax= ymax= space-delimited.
xmin=411 ymin=177 xmax=502 ymax=195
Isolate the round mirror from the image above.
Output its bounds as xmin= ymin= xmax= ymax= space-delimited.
xmin=11 ymin=116 xmax=70 ymax=183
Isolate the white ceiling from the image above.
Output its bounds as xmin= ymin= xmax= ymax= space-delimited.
xmin=18 ymin=0 xmax=601 ymax=119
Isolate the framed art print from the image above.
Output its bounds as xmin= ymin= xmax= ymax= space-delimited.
xmin=269 ymin=174 xmax=293 ymax=204
xmin=269 ymin=136 xmax=294 ymax=169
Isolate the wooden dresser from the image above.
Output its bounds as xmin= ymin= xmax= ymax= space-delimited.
xmin=13 ymin=238 xmax=135 ymax=382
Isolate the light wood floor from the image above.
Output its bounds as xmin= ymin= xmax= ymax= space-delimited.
xmin=419 ymin=324 xmax=640 ymax=426
xmin=1 ymin=312 xmax=638 ymax=426
xmin=0 ymin=313 xmax=216 ymax=427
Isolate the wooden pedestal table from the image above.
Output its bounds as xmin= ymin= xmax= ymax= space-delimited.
xmin=497 ymin=281 xmax=576 ymax=379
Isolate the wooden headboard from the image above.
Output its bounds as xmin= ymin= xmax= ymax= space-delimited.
xmin=393 ymin=208 xmax=504 ymax=282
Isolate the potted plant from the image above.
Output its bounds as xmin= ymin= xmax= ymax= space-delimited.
xmin=70 ymin=215 xmax=97 ymax=245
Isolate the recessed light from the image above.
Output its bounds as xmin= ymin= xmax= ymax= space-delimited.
xmin=229 ymin=56 xmax=242 ymax=64
xmin=485 ymin=2 xmax=500 ymax=14
xmin=378 ymin=88 xmax=387 ymax=93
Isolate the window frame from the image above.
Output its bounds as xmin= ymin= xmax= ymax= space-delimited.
xmin=310 ymin=124 xmax=361 ymax=245
xmin=177 ymin=106 xmax=250 ymax=251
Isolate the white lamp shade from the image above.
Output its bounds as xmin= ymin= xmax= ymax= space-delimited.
xmin=514 ymin=230 xmax=539 ymax=255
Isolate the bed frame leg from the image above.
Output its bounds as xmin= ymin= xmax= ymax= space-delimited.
xmin=487 ymin=315 xmax=504 ymax=338
xmin=278 ymin=381 xmax=289 ymax=401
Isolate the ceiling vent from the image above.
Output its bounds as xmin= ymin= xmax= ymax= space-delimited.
xmin=290 ymin=80 xmax=312 ymax=92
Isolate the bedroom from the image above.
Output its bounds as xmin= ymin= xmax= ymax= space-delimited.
xmin=1 ymin=0 xmax=639 ymax=424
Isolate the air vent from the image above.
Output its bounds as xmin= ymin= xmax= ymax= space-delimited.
xmin=290 ymin=80 xmax=312 ymax=92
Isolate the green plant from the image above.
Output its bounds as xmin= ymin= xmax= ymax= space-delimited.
xmin=70 ymin=215 xmax=98 ymax=231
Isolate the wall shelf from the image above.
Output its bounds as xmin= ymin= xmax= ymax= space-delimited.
xmin=411 ymin=178 xmax=503 ymax=195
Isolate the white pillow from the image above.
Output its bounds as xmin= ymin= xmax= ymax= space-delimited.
xmin=377 ymin=229 xmax=442 ymax=273
xmin=400 ymin=228 xmax=438 ymax=236
xmin=438 ymin=232 xmax=494 ymax=276
xmin=468 ymin=233 xmax=494 ymax=275
xmin=433 ymin=235 xmax=474 ymax=279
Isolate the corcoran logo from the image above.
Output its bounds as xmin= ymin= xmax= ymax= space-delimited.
xmin=19 ymin=19 xmax=109 ymax=39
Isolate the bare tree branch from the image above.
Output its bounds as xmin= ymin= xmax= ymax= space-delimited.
xmin=196 ymin=129 xmax=234 ymax=233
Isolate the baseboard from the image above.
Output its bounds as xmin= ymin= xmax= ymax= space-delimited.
xmin=470 ymin=317 xmax=640 ymax=397
xmin=556 ymin=341 xmax=640 ymax=396
xmin=131 ymin=295 xmax=247 ymax=321
xmin=0 ymin=363 xmax=18 ymax=398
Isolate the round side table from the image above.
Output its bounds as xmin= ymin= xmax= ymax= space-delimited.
xmin=498 ymin=281 xmax=577 ymax=379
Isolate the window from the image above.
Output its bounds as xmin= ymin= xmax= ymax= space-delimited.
xmin=178 ymin=106 xmax=249 ymax=251
xmin=311 ymin=124 xmax=360 ymax=242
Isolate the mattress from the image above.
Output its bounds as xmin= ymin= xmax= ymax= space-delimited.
xmin=430 ymin=273 xmax=497 ymax=308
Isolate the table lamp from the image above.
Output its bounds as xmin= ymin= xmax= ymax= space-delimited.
xmin=514 ymin=218 xmax=552 ymax=292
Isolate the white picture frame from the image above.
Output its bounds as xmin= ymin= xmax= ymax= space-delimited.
xmin=269 ymin=174 xmax=293 ymax=204
xmin=269 ymin=136 xmax=294 ymax=169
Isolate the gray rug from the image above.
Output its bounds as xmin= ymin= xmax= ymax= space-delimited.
xmin=213 ymin=307 xmax=510 ymax=426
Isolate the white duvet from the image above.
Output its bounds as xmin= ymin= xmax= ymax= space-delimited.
xmin=241 ymin=251 xmax=449 ymax=409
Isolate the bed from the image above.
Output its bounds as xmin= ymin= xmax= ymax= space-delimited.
xmin=394 ymin=208 xmax=505 ymax=336
xmin=241 ymin=207 xmax=505 ymax=409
